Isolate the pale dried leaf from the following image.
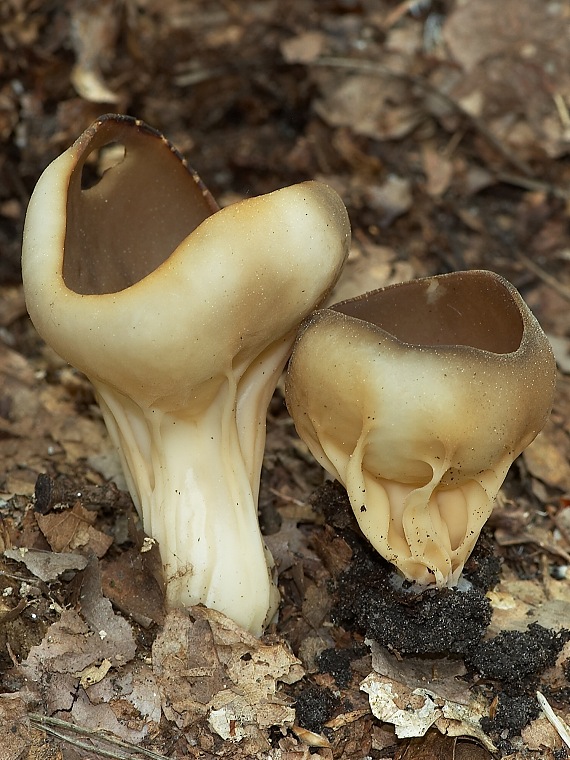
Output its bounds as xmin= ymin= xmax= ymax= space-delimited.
xmin=523 ymin=425 xmax=570 ymax=492
xmin=422 ymin=142 xmax=453 ymax=197
xmin=367 ymin=639 xmax=470 ymax=704
xmin=153 ymin=608 xmax=303 ymax=743
xmin=315 ymin=74 xmax=422 ymax=141
xmin=281 ymin=32 xmax=325 ymax=64
xmin=361 ymin=675 xmax=440 ymax=738
xmin=4 ymin=547 xmax=88 ymax=581
xmin=361 ymin=673 xmax=496 ymax=752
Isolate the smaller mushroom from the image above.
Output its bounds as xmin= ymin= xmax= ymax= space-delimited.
xmin=285 ymin=270 xmax=556 ymax=586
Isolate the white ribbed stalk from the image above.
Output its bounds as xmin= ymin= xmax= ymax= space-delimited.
xmin=96 ymin=376 xmax=279 ymax=635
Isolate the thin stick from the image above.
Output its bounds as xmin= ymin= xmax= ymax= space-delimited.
xmin=29 ymin=713 xmax=170 ymax=760
xmin=497 ymin=172 xmax=570 ymax=201
xmin=516 ymin=251 xmax=570 ymax=303
xmin=536 ymin=692 xmax=570 ymax=749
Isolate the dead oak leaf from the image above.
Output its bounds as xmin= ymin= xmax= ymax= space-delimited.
xmin=36 ymin=502 xmax=112 ymax=557
xmin=153 ymin=607 xmax=303 ymax=743
xmin=361 ymin=674 xmax=495 ymax=753
xmin=20 ymin=607 xmax=96 ymax=681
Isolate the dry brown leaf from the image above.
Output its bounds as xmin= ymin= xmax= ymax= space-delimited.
xmin=36 ymin=503 xmax=112 ymax=558
xmin=368 ymin=640 xmax=470 ymax=705
xmin=0 ymin=694 xmax=34 ymax=758
xmin=394 ymin=731 xmax=456 ymax=759
xmin=523 ymin=424 xmax=570 ymax=492
xmin=70 ymin=0 xmax=120 ymax=103
xmin=454 ymin=741 xmax=493 ymax=759
xmin=152 ymin=610 xmax=227 ymax=729
xmin=487 ymin=574 xmax=570 ymax=636
xmin=443 ymin=0 xmax=570 ymax=158
xmin=315 ymin=73 xmax=422 ymax=142
xmin=20 ymin=608 xmax=99 ymax=684
xmin=153 ymin=607 xmax=303 ymax=749
xmin=71 ymin=688 xmax=150 ymax=743
xmin=361 ymin=672 xmax=495 ymax=752
xmin=101 ymin=546 xmax=165 ymax=627
xmin=330 ymin=243 xmax=398 ymax=304
xmin=19 ymin=558 xmax=136 ymax=712
xmin=363 ymin=175 xmax=413 ymax=227
xmin=281 ymin=32 xmax=326 ymax=64
xmin=521 ymin=715 xmax=565 ymax=753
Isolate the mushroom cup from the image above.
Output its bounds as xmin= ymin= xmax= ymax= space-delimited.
xmin=285 ymin=270 xmax=556 ymax=587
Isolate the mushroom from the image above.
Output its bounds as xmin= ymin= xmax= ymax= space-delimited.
xmin=285 ymin=270 xmax=556 ymax=587
xmin=22 ymin=114 xmax=350 ymax=634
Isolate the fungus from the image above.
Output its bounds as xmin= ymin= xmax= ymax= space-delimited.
xmin=285 ymin=270 xmax=556 ymax=587
xmin=22 ymin=114 xmax=350 ymax=634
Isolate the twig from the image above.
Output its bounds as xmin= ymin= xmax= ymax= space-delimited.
xmin=497 ymin=171 xmax=570 ymax=201
xmin=29 ymin=724 xmax=133 ymax=760
xmin=312 ymin=56 xmax=535 ymax=178
xmin=29 ymin=713 xmax=170 ymax=760
xmin=553 ymin=93 xmax=570 ymax=134
xmin=268 ymin=488 xmax=307 ymax=508
xmin=173 ymin=66 xmax=227 ymax=88
xmin=516 ymin=251 xmax=570 ymax=304
xmin=536 ymin=692 xmax=570 ymax=749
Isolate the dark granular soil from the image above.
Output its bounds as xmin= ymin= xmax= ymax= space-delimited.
xmin=294 ymin=685 xmax=340 ymax=734
xmin=312 ymin=481 xmax=497 ymax=656
xmin=333 ymin=555 xmax=492 ymax=655
xmin=465 ymin=623 xmax=570 ymax=691
xmin=316 ymin=645 xmax=367 ymax=689
xmin=480 ymin=694 xmax=540 ymax=740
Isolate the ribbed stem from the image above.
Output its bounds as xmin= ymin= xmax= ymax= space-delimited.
xmin=94 ymin=380 xmax=279 ymax=635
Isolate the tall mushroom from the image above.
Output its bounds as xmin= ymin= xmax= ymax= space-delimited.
xmin=285 ymin=271 xmax=556 ymax=587
xmin=22 ymin=114 xmax=350 ymax=634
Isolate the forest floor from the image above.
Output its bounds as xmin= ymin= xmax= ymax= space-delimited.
xmin=2 ymin=1 xmax=570 ymax=758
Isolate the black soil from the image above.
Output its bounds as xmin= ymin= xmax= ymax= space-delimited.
xmin=311 ymin=480 xmax=570 ymax=745
xmin=295 ymin=685 xmax=340 ymax=733
xmin=317 ymin=645 xmax=367 ymax=689
xmin=465 ymin=623 xmax=570 ymax=691
xmin=480 ymin=694 xmax=540 ymax=740
xmin=312 ymin=481 xmax=496 ymax=656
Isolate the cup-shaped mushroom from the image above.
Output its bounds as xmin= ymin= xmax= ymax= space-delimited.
xmin=285 ymin=271 xmax=556 ymax=587
xmin=22 ymin=114 xmax=350 ymax=634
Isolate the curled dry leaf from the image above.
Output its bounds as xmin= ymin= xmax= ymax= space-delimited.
xmin=18 ymin=557 xmax=136 ymax=715
xmin=361 ymin=673 xmax=496 ymax=752
xmin=152 ymin=607 xmax=303 ymax=748
xmin=280 ymin=32 xmax=326 ymax=64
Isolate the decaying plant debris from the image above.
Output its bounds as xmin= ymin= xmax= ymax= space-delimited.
xmin=2 ymin=1 xmax=570 ymax=758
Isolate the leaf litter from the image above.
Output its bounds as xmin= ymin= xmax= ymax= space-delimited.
xmin=2 ymin=0 xmax=570 ymax=758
